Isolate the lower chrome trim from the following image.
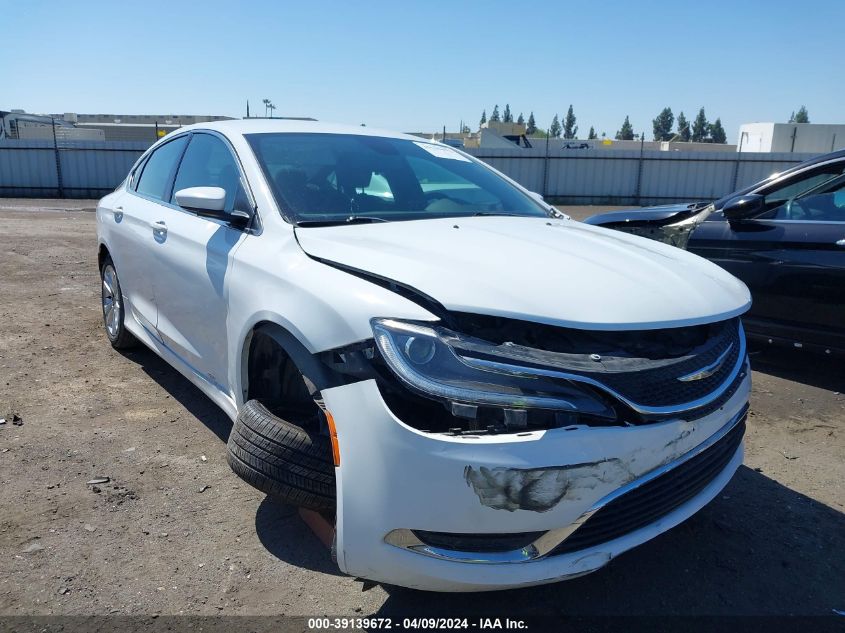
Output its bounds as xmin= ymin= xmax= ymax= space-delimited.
xmin=384 ymin=403 xmax=748 ymax=564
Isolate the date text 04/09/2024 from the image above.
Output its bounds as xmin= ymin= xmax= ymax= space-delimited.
xmin=306 ymin=617 xmax=529 ymax=630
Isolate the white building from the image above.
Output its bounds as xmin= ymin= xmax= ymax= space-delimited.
xmin=737 ymin=122 xmax=845 ymax=153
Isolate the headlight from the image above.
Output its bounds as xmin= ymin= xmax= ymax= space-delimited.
xmin=371 ymin=318 xmax=613 ymax=417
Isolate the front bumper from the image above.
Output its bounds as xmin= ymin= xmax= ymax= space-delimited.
xmin=321 ymin=371 xmax=750 ymax=592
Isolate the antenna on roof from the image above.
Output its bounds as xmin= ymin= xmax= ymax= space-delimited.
xmin=246 ymin=100 xmax=250 ymax=119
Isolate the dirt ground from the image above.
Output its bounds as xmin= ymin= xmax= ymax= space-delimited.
xmin=0 ymin=200 xmax=843 ymax=618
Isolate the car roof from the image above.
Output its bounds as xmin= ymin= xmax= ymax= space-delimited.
xmin=176 ymin=118 xmax=425 ymax=143
xmin=759 ymin=148 xmax=845 ymax=180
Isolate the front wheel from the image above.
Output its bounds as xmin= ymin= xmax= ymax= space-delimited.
xmin=100 ymin=257 xmax=137 ymax=350
xmin=227 ymin=400 xmax=336 ymax=512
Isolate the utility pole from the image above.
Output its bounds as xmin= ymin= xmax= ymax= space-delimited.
xmin=635 ymin=131 xmax=646 ymax=205
xmin=732 ymin=131 xmax=748 ymax=190
xmin=51 ymin=117 xmax=64 ymax=199
xmin=542 ymin=130 xmax=550 ymax=197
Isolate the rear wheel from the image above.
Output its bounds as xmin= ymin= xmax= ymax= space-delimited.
xmin=100 ymin=257 xmax=137 ymax=350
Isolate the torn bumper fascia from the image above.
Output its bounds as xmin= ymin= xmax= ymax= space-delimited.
xmin=596 ymin=204 xmax=715 ymax=250
xmin=320 ymin=370 xmax=750 ymax=592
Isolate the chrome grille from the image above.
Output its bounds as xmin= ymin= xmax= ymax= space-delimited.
xmin=572 ymin=319 xmax=743 ymax=409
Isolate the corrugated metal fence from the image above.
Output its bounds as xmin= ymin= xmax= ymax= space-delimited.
xmin=464 ymin=147 xmax=819 ymax=205
xmin=0 ymin=138 xmax=820 ymax=203
xmin=0 ymin=139 xmax=148 ymax=198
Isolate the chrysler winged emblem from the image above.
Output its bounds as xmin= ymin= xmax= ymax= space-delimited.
xmin=677 ymin=344 xmax=733 ymax=382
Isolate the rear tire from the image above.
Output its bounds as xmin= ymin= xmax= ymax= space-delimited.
xmin=227 ymin=400 xmax=336 ymax=512
xmin=100 ymin=256 xmax=138 ymax=350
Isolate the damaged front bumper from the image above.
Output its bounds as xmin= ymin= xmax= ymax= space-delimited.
xmin=321 ymin=368 xmax=750 ymax=592
xmin=584 ymin=203 xmax=715 ymax=249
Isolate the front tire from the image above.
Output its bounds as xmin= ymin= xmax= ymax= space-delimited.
xmin=100 ymin=257 xmax=137 ymax=350
xmin=227 ymin=400 xmax=336 ymax=512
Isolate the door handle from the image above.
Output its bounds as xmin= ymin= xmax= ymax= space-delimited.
xmin=836 ymin=239 xmax=845 ymax=247
xmin=151 ymin=220 xmax=168 ymax=235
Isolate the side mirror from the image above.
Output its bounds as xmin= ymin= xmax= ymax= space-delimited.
xmin=722 ymin=193 xmax=764 ymax=221
xmin=174 ymin=187 xmax=251 ymax=227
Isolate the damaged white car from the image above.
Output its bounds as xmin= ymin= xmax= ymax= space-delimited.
xmin=96 ymin=120 xmax=751 ymax=591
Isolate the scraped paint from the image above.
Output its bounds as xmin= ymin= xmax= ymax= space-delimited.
xmin=464 ymin=458 xmax=632 ymax=513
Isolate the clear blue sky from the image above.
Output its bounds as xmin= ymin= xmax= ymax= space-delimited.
xmin=5 ymin=0 xmax=843 ymax=143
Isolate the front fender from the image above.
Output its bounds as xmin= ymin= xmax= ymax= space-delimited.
xmin=227 ymin=229 xmax=438 ymax=410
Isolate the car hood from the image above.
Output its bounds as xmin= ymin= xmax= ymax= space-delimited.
xmin=584 ymin=202 xmax=710 ymax=226
xmin=294 ymin=216 xmax=750 ymax=330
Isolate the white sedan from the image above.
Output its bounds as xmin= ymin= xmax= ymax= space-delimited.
xmin=96 ymin=119 xmax=751 ymax=591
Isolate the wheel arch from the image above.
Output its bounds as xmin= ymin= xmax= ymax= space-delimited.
xmin=237 ymin=319 xmax=342 ymax=409
xmin=97 ymin=242 xmax=111 ymax=271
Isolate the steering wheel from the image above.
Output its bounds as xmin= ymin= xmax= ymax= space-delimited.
xmin=785 ymin=198 xmax=808 ymax=220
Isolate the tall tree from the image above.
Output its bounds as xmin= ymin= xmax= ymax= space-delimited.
xmin=562 ymin=105 xmax=578 ymax=139
xmin=516 ymin=112 xmax=525 ymax=125
xmin=490 ymin=105 xmax=501 ymax=123
xmin=549 ymin=114 xmax=562 ymax=138
xmin=709 ymin=118 xmax=727 ymax=144
xmin=676 ymin=111 xmax=690 ymax=142
xmin=615 ymin=115 xmax=634 ymax=140
xmin=652 ymin=107 xmax=674 ymax=141
xmin=588 ymin=126 xmax=597 ymax=140
xmin=526 ymin=112 xmax=537 ymax=135
xmin=480 ymin=109 xmax=487 ymax=126
xmin=794 ymin=106 xmax=810 ymax=123
xmin=503 ymin=104 xmax=513 ymax=123
xmin=691 ymin=107 xmax=709 ymax=142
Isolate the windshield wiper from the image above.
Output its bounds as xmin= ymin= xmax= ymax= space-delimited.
xmin=471 ymin=211 xmax=546 ymax=218
xmin=296 ymin=215 xmax=389 ymax=227
xmin=344 ymin=215 xmax=388 ymax=224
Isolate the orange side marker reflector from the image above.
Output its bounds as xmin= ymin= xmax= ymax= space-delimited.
xmin=325 ymin=411 xmax=341 ymax=467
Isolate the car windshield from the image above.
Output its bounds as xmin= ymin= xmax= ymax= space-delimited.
xmin=245 ymin=133 xmax=549 ymax=225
